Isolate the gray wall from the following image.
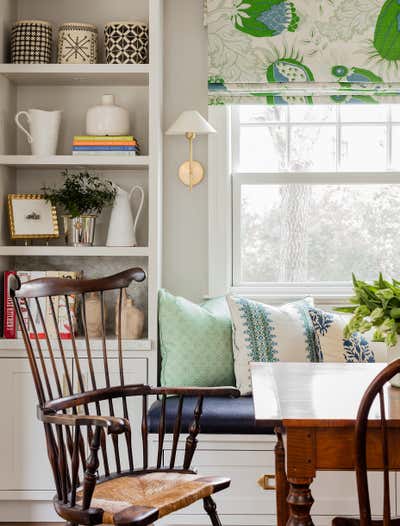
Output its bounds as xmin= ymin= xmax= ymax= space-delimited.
xmin=163 ymin=0 xmax=209 ymax=303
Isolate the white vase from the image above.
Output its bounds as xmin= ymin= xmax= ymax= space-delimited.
xmin=15 ymin=109 xmax=62 ymax=156
xmin=86 ymin=95 xmax=130 ymax=136
xmin=106 ymin=185 xmax=144 ymax=247
xmin=387 ymin=342 xmax=400 ymax=388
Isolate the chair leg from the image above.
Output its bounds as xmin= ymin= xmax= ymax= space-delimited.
xmin=204 ymin=496 xmax=222 ymax=526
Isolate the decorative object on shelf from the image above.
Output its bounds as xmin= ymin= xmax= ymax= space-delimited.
xmin=85 ymin=292 xmax=103 ymax=338
xmin=63 ymin=215 xmax=96 ymax=247
xmin=115 ymin=288 xmax=144 ymax=339
xmin=72 ymin=134 xmax=140 ymax=157
xmin=106 ymin=185 xmax=144 ymax=247
xmin=15 ymin=109 xmax=62 ymax=156
xmin=86 ymin=94 xmax=130 ymax=136
xmin=7 ymin=194 xmax=59 ymax=242
xmin=166 ymin=110 xmax=216 ymax=191
xmin=42 ymin=170 xmax=117 ymax=247
xmin=104 ymin=21 xmax=149 ymax=64
xmin=11 ymin=20 xmax=52 ymax=64
xmin=3 ymin=270 xmax=80 ymax=340
xmin=335 ymin=273 xmax=400 ymax=387
xmin=57 ymin=22 xmax=98 ymax=64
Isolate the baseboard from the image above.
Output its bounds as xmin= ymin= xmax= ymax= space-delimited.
xmin=0 ymin=502 xmax=59 ymax=522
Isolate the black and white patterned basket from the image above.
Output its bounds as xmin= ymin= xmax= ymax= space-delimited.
xmin=57 ymin=23 xmax=98 ymax=64
xmin=104 ymin=21 xmax=149 ymax=64
xmin=11 ymin=20 xmax=53 ymax=64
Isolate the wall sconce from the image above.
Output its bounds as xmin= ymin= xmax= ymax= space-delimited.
xmin=166 ymin=110 xmax=216 ymax=191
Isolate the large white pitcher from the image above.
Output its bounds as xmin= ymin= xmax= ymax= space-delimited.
xmin=106 ymin=185 xmax=145 ymax=247
xmin=15 ymin=109 xmax=62 ymax=156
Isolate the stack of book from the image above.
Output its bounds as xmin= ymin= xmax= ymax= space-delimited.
xmin=72 ymin=136 xmax=140 ymax=157
xmin=3 ymin=270 xmax=81 ymax=340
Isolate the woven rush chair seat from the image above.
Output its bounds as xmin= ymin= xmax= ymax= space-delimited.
xmin=77 ymin=472 xmax=230 ymax=524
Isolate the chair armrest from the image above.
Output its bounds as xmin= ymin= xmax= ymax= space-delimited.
xmin=38 ymin=409 xmax=130 ymax=435
xmin=150 ymin=386 xmax=240 ymax=398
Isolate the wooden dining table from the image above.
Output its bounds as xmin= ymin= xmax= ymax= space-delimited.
xmin=250 ymin=362 xmax=400 ymax=526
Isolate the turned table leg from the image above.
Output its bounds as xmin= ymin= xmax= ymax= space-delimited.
xmin=286 ymin=478 xmax=314 ymax=526
xmin=275 ymin=427 xmax=290 ymax=526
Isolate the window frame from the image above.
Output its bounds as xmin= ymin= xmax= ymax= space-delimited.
xmin=207 ymin=105 xmax=400 ymax=303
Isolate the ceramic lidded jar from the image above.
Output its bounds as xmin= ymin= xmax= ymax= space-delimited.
xmin=86 ymin=94 xmax=130 ymax=136
xmin=57 ymin=22 xmax=98 ymax=64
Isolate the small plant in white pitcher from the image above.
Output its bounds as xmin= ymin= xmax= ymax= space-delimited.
xmin=42 ymin=170 xmax=116 ymax=247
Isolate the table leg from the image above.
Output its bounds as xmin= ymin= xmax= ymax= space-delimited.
xmin=275 ymin=427 xmax=290 ymax=526
xmin=286 ymin=478 xmax=314 ymax=526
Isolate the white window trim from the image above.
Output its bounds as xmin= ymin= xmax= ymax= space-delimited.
xmin=207 ymin=105 xmax=400 ymax=304
xmin=208 ymin=106 xmax=232 ymax=298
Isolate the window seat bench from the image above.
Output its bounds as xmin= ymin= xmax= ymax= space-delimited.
xmin=148 ymin=396 xmax=275 ymax=434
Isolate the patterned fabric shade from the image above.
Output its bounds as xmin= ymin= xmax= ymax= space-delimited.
xmin=206 ymin=0 xmax=400 ymax=104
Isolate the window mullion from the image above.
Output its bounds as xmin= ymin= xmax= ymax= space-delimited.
xmin=337 ymin=105 xmax=341 ymax=172
xmin=388 ymin=104 xmax=392 ymax=170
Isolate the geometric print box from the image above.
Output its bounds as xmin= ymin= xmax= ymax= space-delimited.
xmin=308 ymin=307 xmax=387 ymax=364
xmin=227 ymin=295 xmax=317 ymax=395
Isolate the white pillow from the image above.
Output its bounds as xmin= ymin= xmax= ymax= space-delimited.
xmin=227 ymin=295 xmax=316 ymax=395
xmin=308 ymin=307 xmax=387 ymax=363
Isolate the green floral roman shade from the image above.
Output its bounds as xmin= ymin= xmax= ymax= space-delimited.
xmin=207 ymin=0 xmax=400 ymax=104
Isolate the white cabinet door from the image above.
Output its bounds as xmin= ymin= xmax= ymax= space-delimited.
xmin=0 ymin=357 xmax=72 ymax=492
xmin=311 ymin=471 xmax=396 ymax=517
xmin=163 ymin=449 xmax=276 ymax=516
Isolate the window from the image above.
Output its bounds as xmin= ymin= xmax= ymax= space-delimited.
xmin=217 ymin=104 xmax=400 ymax=296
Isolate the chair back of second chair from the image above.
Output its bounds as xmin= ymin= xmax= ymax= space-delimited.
xmin=355 ymin=359 xmax=400 ymax=526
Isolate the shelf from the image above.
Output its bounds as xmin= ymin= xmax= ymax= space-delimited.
xmin=0 ymin=338 xmax=152 ymax=352
xmin=0 ymin=155 xmax=150 ymax=169
xmin=0 ymin=246 xmax=150 ymax=257
xmin=0 ymin=64 xmax=150 ymax=86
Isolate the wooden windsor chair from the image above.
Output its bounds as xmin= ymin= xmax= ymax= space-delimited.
xmin=333 ymin=359 xmax=400 ymax=526
xmin=10 ymin=268 xmax=239 ymax=526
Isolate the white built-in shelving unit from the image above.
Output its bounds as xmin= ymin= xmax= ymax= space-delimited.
xmin=0 ymin=155 xmax=151 ymax=168
xmin=0 ymin=0 xmax=164 ymax=380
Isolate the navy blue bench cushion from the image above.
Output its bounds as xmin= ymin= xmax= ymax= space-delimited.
xmin=148 ymin=396 xmax=274 ymax=435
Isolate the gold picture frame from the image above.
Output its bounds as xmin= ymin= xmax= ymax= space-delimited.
xmin=8 ymin=194 xmax=59 ymax=240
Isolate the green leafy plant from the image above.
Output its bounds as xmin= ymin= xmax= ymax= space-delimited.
xmin=335 ymin=273 xmax=400 ymax=347
xmin=42 ymin=170 xmax=116 ymax=218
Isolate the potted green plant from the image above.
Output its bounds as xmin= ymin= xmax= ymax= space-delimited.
xmin=336 ymin=273 xmax=400 ymax=386
xmin=42 ymin=170 xmax=116 ymax=247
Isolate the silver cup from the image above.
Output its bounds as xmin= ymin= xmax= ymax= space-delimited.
xmin=63 ymin=215 xmax=96 ymax=247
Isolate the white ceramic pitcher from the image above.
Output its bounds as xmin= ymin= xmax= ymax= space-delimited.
xmin=15 ymin=109 xmax=62 ymax=156
xmin=106 ymin=185 xmax=144 ymax=247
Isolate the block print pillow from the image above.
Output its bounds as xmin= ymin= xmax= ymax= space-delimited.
xmin=227 ymin=295 xmax=317 ymax=395
xmin=308 ymin=307 xmax=387 ymax=364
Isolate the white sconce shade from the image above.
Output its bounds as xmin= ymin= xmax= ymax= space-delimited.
xmin=166 ymin=110 xmax=216 ymax=135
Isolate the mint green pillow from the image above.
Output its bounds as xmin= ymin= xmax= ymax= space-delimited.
xmin=159 ymin=289 xmax=235 ymax=387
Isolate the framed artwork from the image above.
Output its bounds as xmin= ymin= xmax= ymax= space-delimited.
xmin=8 ymin=194 xmax=59 ymax=240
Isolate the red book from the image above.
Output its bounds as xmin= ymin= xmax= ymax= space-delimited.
xmin=3 ymin=271 xmax=16 ymax=339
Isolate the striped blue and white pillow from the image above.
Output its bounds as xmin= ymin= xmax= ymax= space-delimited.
xmin=227 ymin=295 xmax=317 ymax=395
